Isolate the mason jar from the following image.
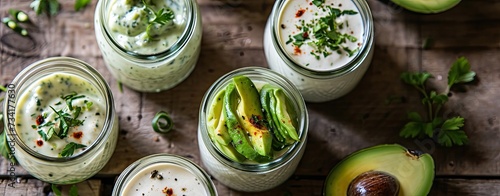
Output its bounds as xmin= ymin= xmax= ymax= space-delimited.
xmin=94 ymin=0 xmax=202 ymax=92
xmin=112 ymin=154 xmax=217 ymax=195
xmin=263 ymin=0 xmax=374 ymax=102
xmin=198 ymin=67 xmax=309 ymax=192
xmin=2 ymin=57 xmax=118 ymax=184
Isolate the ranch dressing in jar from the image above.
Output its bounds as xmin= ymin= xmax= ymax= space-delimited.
xmin=95 ymin=0 xmax=202 ymax=92
xmin=264 ymin=0 xmax=374 ymax=102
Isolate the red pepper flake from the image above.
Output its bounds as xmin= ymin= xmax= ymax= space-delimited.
xmin=36 ymin=139 xmax=43 ymax=147
xmin=72 ymin=131 xmax=83 ymax=139
xmin=294 ymin=46 xmax=302 ymax=55
xmin=302 ymin=32 xmax=309 ymax=39
xmin=295 ymin=9 xmax=305 ymax=18
xmin=35 ymin=115 xmax=44 ymax=125
xmin=162 ymin=187 xmax=173 ymax=196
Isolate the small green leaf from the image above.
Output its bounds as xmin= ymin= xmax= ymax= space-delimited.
xmin=46 ymin=127 xmax=55 ymax=140
xmin=312 ymin=0 xmax=324 ymax=6
xmin=441 ymin=116 xmax=465 ymax=131
xmin=38 ymin=130 xmax=48 ymax=141
xmin=400 ymin=121 xmax=424 ymax=138
xmin=430 ymin=92 xmax=448 ymax=105
xmin=52 ymin=184 xmax=62 ymax=196
xmin=60 ymin=142 xmax=87 ymax=157
xmin=438 ymin=129 xmax=468 ymax=147
xmin=75 ymin=0 xmax=91 ymax=11
xmin=0 ymin=85 xmax=6 ymax=92
xmin=448 ymin=57 xmax=476 ymax=86
xmin=69 ymin=184 xmax=78 ymax=196
xmin=401 ymin=72 xmax=432 ymax=86
xmin=424 ymin=122 xmax=434 ymax=138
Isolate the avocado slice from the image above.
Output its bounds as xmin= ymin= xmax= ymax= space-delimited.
xmin=232 ymin=76 xmax=273 ymax=158
xmin=324 ymin=144 xmax=435 ymax=196
xmin=260 ymin=84 xmax=298 ymax=146
xmin=224 ymin=81 xmax=271 ymax=162
xmin=206 ymin=89 xmax=245 ymax=162
xmin=207 ymin=89 xmax=231 ymax=145
xmin=391 ymin=0 xmax=461 ymax=13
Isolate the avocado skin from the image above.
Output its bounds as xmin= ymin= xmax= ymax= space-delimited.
xmin=224 ymin=82 xmax=272 ymax=162
xmin=323 ymin=144 xmax=435 ymax=196
xmin=391 ymin=0 xmax=461 ymax=13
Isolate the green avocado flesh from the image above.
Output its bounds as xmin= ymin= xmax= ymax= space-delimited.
xmin=206 ymin=75 xmax=299 ymax=163
xmin=391 ymin=0 xmax=461 ymax=13
xmin=324 ymin=144 xmax=435 ymax=196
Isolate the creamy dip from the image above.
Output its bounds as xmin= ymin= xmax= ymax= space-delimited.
xmin=122 ymin=163 xmax=208 ymax=196
xmin=94 ymin=0 xmax=202 ymax=92
xmin=107 ymin=0 xmax=186 ymax=55
xmin=278 ymin=0 xmax=363 ymax=71
xmin=15 ymin=73 xmax=106 ymax=158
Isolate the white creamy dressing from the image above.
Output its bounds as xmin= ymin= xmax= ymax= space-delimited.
xmin=122 ymin=163 xmax=207 ymax=196
xmin=107 ymin=0 xmax=186 ymax=54
xmin=278 ymin=0 xmax=363 ymax=71
xmin=15 ymin=73 xmax=106 ymax=157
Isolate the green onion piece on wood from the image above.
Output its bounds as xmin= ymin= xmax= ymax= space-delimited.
xmin=152 ymin=111 xmax=173 ymax=133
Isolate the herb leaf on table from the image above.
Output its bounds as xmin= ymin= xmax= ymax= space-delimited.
xmin=399 ymin=57 xmax=475 ymax=147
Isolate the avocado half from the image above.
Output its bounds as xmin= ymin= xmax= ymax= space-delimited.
xmin=391 ymin=0 xmax=461 ymax=14
xmin=324 ymin=144 xmax=435 ymax=196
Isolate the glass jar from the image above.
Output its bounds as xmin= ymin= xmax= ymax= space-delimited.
xmin=198 ymin=67 xmax=309 ymax=192
xmin=2 ymin=57 xmax=118 ymax=184
xmin=112 ymin=154 xmax=217 ymax=196
xmin=94 ymin=0 xmax=202 ymax=92
xmin=263 ymin=0 xmax=374 ymax=102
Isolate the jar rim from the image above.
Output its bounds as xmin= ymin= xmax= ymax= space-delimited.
xmin=198 ymin=67 xmax=309 ymax=172
xmin=2 ymin=57 xmax=116 ymax=162
xmin=269 ymin=0 xmax=374 ymax=78
xmin=112 ymin=153 xmax=218 ymax=196
xmin=98 ymin=0 xmax=197 ymax=60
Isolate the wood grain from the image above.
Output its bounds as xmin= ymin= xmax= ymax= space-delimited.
xmin=1 ymin=0 xmax=500 ymax=195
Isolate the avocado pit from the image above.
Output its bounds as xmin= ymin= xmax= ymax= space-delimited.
xmin=347 ymin=171 xmax=400 ymax=196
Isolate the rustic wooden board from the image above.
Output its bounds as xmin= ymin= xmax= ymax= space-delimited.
xmin=1 ymin=0 xmax=500 ymax=195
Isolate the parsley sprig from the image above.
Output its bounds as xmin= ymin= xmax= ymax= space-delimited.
xmin=142 ymin=0 xmax=174 ymax=39
xmin=400 ymin=57 xmax=476 ymax=147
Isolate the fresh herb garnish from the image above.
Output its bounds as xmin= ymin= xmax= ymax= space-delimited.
xmin=286 ymin=2 xmax=359 ymax=59
xmin=38 ymin=127 xmax=55 ymax=141
xmin=51 ymin=184 xmax=62 ymax=196
xmin=142 ymin=0 xmax=175 ymax=39
xmin=60 ymin=142 xmax=86 ymax=157
xmin=400 ymin=57 xmax=475 ymax=147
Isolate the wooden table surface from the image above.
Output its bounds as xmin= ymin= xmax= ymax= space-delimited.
xmin=1 ymin=0 xmax=500 ymax=195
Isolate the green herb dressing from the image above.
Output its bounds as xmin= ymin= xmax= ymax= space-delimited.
xmin=15 ymin=73 xmax=106 ymax=158
xmin=107 ymin=0 xmax=186 ymax=54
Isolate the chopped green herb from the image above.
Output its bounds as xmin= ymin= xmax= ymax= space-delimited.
xmin=285 ymin=2 xmax=360 ymax=60
xmin=69 ymin=184 xmax=79 ymax=196
xmin=60 ymin=142 xmax=86 ymax=157
xmin=142 ymin=0 xmax=175 ymax=39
